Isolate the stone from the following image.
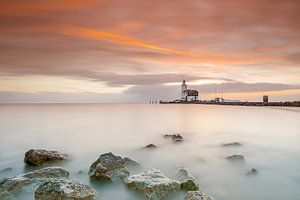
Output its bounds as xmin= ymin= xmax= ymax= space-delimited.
xmin=124 ymin=169 xmax=181 ymax=200
xmin=0 ymin=176 xmax=30 ymax=194
xmin=144 ymin=144 xmax=157 ymax=149
xmin=247 ymin=168 xmax=258 ymax=176
xmin=185 ymin=191 xmax=215 ymax=200
xmin=35 ymin=179 xmax=97 ymax=200
xmin=0 ymin=191 xmax=16 ymax=200
xmin=22 ymin=166 xmax=69 ymax=179
xmin=0 ymin=166 xmax=69 ymax=195
xmin=222 ymin=142 xmax=242 ymax=147
xmin=89 ymin=152 xmax=139 ymax=181
xmin=164 ymin=134 xmax=183 ymax=142
xmin=77 ymin=170 xmax=84 ymax=175
xmin=122 ymin=157 xmax=140 ymax=169
xmin=0 ymin=167 xmax=13 ymax=173
xmin=176 ymin=168 xmax=199 ymax=191
xmin=24 ymin=149 xmax=69 ymax=166
xmin=226 ymin=155 xmax=245 ymax=162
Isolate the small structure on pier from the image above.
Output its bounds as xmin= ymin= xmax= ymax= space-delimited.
xmin=181 ymin=80 xmax=199 ymax=102
xmin=263 ymin=95 xmax=269 ymax=103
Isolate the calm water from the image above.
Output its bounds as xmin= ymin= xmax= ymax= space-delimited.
xmin=0 ymin=104 xmax=300 ymax=200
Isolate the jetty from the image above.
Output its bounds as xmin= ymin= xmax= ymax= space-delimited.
xmin=161 ymin=100 xmax=300 ymax=107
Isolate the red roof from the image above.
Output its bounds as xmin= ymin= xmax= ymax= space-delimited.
xmin=186 ymin=89 xmax=198 ymax=96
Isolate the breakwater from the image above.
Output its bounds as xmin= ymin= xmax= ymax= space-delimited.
xmin=162 ymin=101 xmax=300 ymax=107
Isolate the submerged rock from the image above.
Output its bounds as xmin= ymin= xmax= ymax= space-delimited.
xmin=77 ymin=170 xmax=84 ymax=175
xmin=222 ymin=142 xmax=242 ymax=147
xmin=35 ymin=179 xmax=97 ymax=200
xmin=0 ymin=167 xmax=13 ymax=173
xmin=0 ymin=191 xmax=16 ymax=200
xmin=89 ymin=152 xmax=139 ymax=181
xmin=24 ymin=149 xmax=69 ymax=166
xmin=124 ymin=169 xmax=181 ymax=200
xmin=247 ymin=168 xmax=258 ymax=176
xmin=0 ymin=166 xmax=69 ymax=195
xmin=0 ymin=176 xmax=30 ymax=194
xmin=144 ymin=144 xmax=157 ymax=149
xmin=176 ymin=168 xmax=199 ymax=191
xmin=122 ymin=157 xmax=140 ymax=169
xmin=164 ymin=134 xmax=183 ymax=142
xmin=22 ymin=166 xmax=69 ymax=179
xmin=196 ymin=157 xmax=205 ymax=163
xmin=185 ymin=191 xmax=215 ymax=200
xmin=226 ymin=155 xmax=245 ymax=162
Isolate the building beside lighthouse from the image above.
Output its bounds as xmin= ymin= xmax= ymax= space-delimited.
xmin=181 ymin=80 xmax=199 ymax=102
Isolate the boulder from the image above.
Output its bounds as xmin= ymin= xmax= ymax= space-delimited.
xmin=124 ymin=169 xmax=181 ymax=200
xmin=24 ymin=149 xmax=69 ymax=166
xmin=122 ymin=157 xmax=140 ymax=169
xmin=0 ymin=191 xmax=16 ymax=200
xmin=221 ymin=142 xmax=242 ymax=147
xmin=0 ymin=176 xmax=30 ymax=194
xmin=247 ymin=168 xmax=258 ymax=176
xmin=22 ymin=166 xmax=69 ymax=179
xmin=0 ymin=166 xmax=69 ymax=195
xmin=185 ymin=191 xmax=215 ymax=200
xmin=176 ymin=168 xmax=199 ymax=191
xmin=35 ymin=179 xmax=97 ymax=200
xmin=144 ymin=144 xmax=157 ymax=149
xmin=164 ymin=134 xmax=183 ymax=142
xmin=77 ymin=170 xmax=84 ymax=175
xmin=226 ymin=155 xmax=245 ymax=162
xmin=89 ymin=152 xmax=139 ymax=181
xmin=0 ymin=167 xmax=13 ymax=173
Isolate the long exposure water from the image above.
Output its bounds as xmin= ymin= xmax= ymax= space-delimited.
xmin=0 ymin=104 xmax=299 ymax=200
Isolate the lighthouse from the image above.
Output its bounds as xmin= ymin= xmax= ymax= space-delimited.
xmin=180 ymin=80 xmax=199 ymax=102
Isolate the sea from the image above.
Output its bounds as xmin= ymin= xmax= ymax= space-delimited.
xmin=0 ymin=104 xmax=299 ymax=200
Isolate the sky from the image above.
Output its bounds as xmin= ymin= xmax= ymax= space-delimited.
xmin=0 ymin=0 xmax=300 ymax=103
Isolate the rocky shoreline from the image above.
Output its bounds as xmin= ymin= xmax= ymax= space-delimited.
xmin=0 ymin=137 xmax=258 ymax=200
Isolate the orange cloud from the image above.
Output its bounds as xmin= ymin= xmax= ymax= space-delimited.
xmin=60 ymin=26 xmax=284 ymax=65
xmin=60 ymin=26 xmax=186 ymax=55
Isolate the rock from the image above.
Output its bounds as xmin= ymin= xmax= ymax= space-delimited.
xmin=77 ymin=170 xmax=84 ymax=175
xmin=89 ymin=152 xmax=139 ymax=181
xmin=222 ymin=142 xmax=242 ymax=147
xmin=185 ymin=191 xmax=215 ymax=200
xmin=22 ymin=166 xmax=69 ymax=179
xmin=144 ymin=144 xmax=157 ymax=149
xmin=247 ymin=168 xmax=258 ymax=176
xmin=0 ymin=167 xmax=13 ymax=173
xmin=35 ymin=179 xmax=97 ymax=200
xmin=122 ymin=157 xmax=140 ymax=169
xmin=164 ymin=134 xmax=183 ymax=142
xmin=24 ymin=149 xmax=69 ymax=166
xmin=196 ymin=157 xmax=205 ymax=163
xmin=226 ymin=155 xmax=245 ymax=162
xmin=0 ymin=176 xmax=30 ymax=194
xmin=0 ymin=191 xmax=16 ymax=200
xmin=0 ymin=166 xmax=69 ymax=195
xmin=176 ymin=168 xmax=199 ymax=191
xmin=124 ymin=169 xmax=181 ymax=200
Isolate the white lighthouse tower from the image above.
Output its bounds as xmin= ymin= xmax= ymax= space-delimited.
xmin=181 ymin=80 xmax=187 ymax=101
xmin=180 ymin=80 xmax=199 ymax=102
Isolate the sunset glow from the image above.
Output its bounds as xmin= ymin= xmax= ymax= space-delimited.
xmin=0 ymin=0 xmax=299 ymax=102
